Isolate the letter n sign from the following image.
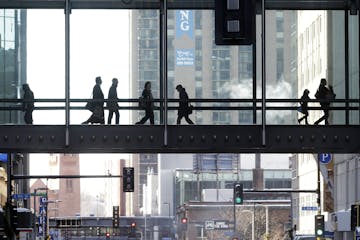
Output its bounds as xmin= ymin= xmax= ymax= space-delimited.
xmin=123 ymin=167 xmax=134 ymax=192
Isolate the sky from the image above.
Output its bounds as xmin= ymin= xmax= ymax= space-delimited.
xmin=28 ymin=9 xmax=131 ymax=195
xmin=27 ymin=9 xmax=130 ymax=125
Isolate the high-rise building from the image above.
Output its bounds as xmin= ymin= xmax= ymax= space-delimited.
xmin=295 ymin=10 xmax=360 ymax=238
xmin=130 ymin=9 xmax=297 ymax=216
xmin=0 ymin=9 xmax=28 ymax=208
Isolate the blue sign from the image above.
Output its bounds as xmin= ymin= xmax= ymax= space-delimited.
xmin=12 ymin=193 xmax=31 ymax=200
xmin=301 ymin=206 xmax=318 ymax=211
xmin=0 ymin=153 xmax=8 ymax=162
xmin=176 ymin=10 xmax=194 ymax=39
xmin=176 ymin=49 xmax=194 ymax=66
xmin=318 ymin=153 xmax=332 ymax=164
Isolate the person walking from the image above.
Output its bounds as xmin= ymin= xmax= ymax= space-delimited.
xmin=82 ymin=76 xmax=105 ymax=124
xmin=314 ymin=78 xmax=336 ymax=125
xmin=22 ymin=83 xmax=34 ymax=124
xmin=297 ymin=89 xmax=310 ymax=125
xmin=176 ymin=84 xmax=194 ymax=125
xmin=136 ymin=81 xmax=154 ymax=125
xmin=107 ymin=78 xmax=120 ymax=124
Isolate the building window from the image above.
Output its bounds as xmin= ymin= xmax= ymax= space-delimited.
xmin=66 ymin=179 xmax=73 ymax=192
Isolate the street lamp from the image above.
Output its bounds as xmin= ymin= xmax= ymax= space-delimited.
xmin=33 ymin=187 xmax=48 ymax=240
xmin=46 ymin=199 xmax=62 ymax=238
xmin=163 ymin=202 xmax=171 ymax=237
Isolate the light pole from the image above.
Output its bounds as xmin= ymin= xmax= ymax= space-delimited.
xmin=163 ymin=202 xmax=171 ymax=236
xmin=33 ymin=187 xmax=48 ymax=240
xmin=46 ymin=199 xmax=62 ymax=238
xmin=96 ymin=195 xmax=99 ymax=217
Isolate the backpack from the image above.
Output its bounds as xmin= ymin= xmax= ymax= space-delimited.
xmin=326 ymin=86 xmax=336 ymax=100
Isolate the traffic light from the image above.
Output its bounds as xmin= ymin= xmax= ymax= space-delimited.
xmin=181 ymin=217 xmax=188 ymax=231
xmin=129 ymin=222 xmax=136 ymax=237
xmin=233 ymin=183 xmax=243 ymax=205
xmin=314 ymin=214 xmax=324 ymax=237
xmin=351 ymin=204 xmax=360 ymax=231
xmin=215 ymin=0 xmax=255 ymax=45
xmin=112 ymin=206 xmax=119 ymax=228
xmin=96 ymin=227 xmax=100 ymax=236
xmin=105 ymin=232 xmax=110 ymax=239
xmin=123 ymin=167 xmax=134 ymax=192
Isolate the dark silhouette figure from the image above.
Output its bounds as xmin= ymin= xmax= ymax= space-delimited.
xmin=298 ymin=89 xmax=310 ymax=125
xmin=22 ymin=83 xmax=34 ymax=124
xmin=136 ymin=81 xmax=154 ymax=125
xmin=176 ymin=84 xmax=194 ymax=125
xmin=314 ymin=78 xmax=336 ymax=125
xmin=82 ymin=76 xmax=105 ymax=124
xmin=107 ymin=78 xmax=120 ymax=124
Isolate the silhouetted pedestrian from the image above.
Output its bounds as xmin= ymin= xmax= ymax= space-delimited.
xmin=82 ymin=76 xmax=105 ymax=124
xmin=176 ymin=84 xmax=194 ymax=125
xmin=298 ymin=89 xmax=310 ymax=125
xmin=314 ymin=78 xmax=336 ymax=125
xmin=136 ymin=81 xmax=154 ymax=125
xmin=22 ymin=83 xmax=34 ymax=124
xmin=107 ymin=78 xmax=120 ymax=124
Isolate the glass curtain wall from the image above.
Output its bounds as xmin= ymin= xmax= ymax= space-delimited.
xmin=0 ymin=6 xmax=358 ymax=126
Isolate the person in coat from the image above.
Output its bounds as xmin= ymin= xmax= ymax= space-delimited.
xmin=136 ymin=81 xmax=154 ymax=125
xmin=176 ymin=84 xmax=194 ymax=125
xmin=107 ymin=78 xmax=120 ymax=124
xmin=314 ymin=78 xmax=335 ymax=125
xmin=82 ymin=76 xmax=105 ymax=124
xmin=298 ymin=89 xmax=310 ymax=125
xmin=22 ymin=83 xmax=34 ymax=124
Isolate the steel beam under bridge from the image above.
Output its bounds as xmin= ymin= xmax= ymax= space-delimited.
xmin=0 ymin=125 xmax=359 ymax=153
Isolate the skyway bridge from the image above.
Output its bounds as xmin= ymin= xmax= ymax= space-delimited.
xmin=0 ymin=124 xmax=359 ymax=153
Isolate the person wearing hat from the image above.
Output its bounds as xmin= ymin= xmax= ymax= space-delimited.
xmin=107 ymin=78 xmax=120 ymax=124
xmin=22 ymin=83 xmax=34 ymax=124
xmin=176 ymin=84 xmax=194 ymax=125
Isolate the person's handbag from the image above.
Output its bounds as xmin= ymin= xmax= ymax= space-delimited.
xmin=188 ymin=104 xmax=194 ymax=114
xmin=85 ymin=101 xmax=94 ymax=112
xmin=297 ymin=106 xmax=303 ymax=113
xmin=138 ymin=96 xmax=146 ymax=109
